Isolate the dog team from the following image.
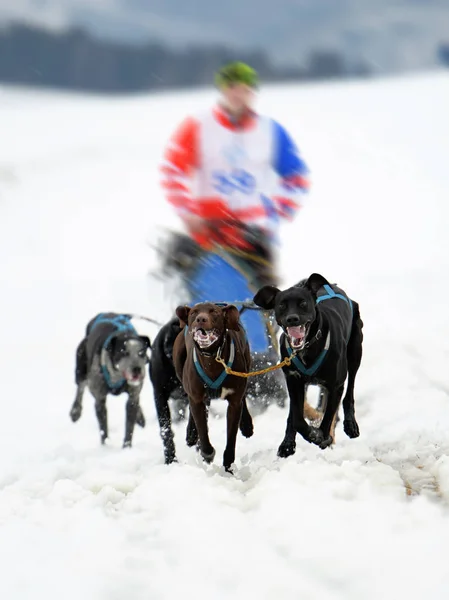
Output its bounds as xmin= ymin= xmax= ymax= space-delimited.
xmin=69 ymin=273 xmax=363 ymax=473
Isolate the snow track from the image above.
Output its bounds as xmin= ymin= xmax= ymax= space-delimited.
xmin=1 ymin=73 xmax=449 ymax=599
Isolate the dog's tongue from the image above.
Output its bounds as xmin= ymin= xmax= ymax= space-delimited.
xmin=124 ymin=371 xmax=142 ymax=386
xmin=287 ymin=325 xmax=307 ymax=348
xmin=287 ymin=325 xmax=306 ymax=341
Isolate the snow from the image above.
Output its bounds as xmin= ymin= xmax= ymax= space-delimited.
xmin=1 ymin=71 xmax=449 ymax=599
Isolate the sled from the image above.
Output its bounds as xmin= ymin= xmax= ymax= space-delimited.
xmin=154 ymin=231 xmax=286 ymax=407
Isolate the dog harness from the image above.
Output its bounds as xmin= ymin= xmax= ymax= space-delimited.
xmin=90 ymin=314 xmax=137 ymax=390
xmin=185 ymin=326 xmax=236 ymax=390
xmin=286 ymin=330 xmax=331 ymax=376
xmin=316 ymin=284 xmax=353 ymax=315
xmin=286 ymin=285 xmax=352 ymax=376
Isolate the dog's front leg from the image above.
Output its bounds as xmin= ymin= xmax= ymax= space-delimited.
xmin=94 ymin=395 xmax=108 ymax=444
xmin=189 ymin=398 xmax=215 ymax=463
xmin=279 ymin=371 xmax=324 ymax=456
xmin=186 ymin=410 xmax=198 ymax=447
xmin=136 ymin=406 xmax=146 ymax=428
xmin=123 ymin=391 xmax=140 ymax=448
xmin=154 ymin=390 xmax=177 ymax=463
xmin=278 ymin=371 xmax=302 ymax=457
xmin=319 ymin=384 xmax=344 ymax=449
xmin=223 ymin=396 xmax=244 ymax=473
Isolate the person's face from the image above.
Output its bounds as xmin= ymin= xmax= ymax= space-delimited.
xmin=221 ymin=83 xmax=256 ymax=113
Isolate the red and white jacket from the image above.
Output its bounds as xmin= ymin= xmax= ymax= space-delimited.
xmin=160 ymin=105 xmax=310 ymax=249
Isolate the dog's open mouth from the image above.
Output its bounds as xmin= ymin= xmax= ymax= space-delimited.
xmin=192 ymin=327 xmax=220 ymax=348
xmin=124 ymin=371 xmax=144 ymax=386
xmin=286 ymin=324 xmax=309 ymax=350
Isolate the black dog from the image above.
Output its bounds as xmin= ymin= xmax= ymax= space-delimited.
xmin=253 ymin=273 xmax=363 ymax=457
xmin=148 ymin=317 xmax=189 ymax=464
xmin=70 ymin=313 xmax=151 ymax=447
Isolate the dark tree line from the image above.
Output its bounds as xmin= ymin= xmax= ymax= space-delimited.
xmin=439 ymin=44 xmax=449 ymax=67
xmin=0 ymin=24 xmax=371 ymax=93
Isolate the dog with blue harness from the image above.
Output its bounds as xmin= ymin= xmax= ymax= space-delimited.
xmin=253 ymin=273 xmax=363 ymax=458
xmin=70 ymin=312 xmax=151 ymax=447
xmin=172 ymin=302 xmax=254 ymax=472
xmin=149 ymin=302 xmax=259 ymax=466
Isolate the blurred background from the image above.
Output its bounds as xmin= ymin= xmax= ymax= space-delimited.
xmin=1 ymin=0 xmax=448 ymax=92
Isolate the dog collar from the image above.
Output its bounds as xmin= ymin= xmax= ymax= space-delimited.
xmin=285 ymin=330 xmax=330 ymax=377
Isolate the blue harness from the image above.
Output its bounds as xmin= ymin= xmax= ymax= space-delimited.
xmin=286 ymin=331 xmax=331 ymax=377
xmin=316 ymin=284 xmax=353 ymax=316
xmin=185 ymin=326 xmax=236 ymax=390
xmin=90 ymin=313 xmax=137 ymax=390
xmin=286 ymin=285 xmax=352 ymax=376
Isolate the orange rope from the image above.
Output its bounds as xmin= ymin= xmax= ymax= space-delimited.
xmin=215 ymin=354 xmax=293 ymax=378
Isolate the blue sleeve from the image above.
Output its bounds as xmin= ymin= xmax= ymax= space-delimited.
xmin=272 ymin=120 xmax=309 ymax=179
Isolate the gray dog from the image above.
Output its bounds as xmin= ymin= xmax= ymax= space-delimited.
xmin=70 ymin=313 xmax=151 ymax=447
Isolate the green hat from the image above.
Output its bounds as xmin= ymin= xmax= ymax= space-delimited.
xmin=215 ymin=62 xmax=259 ymax=89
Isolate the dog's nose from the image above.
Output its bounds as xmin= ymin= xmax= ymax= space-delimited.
xmin=132 ymin=366 xmax=142 ymax=376
xmin=286 ymin=314 xmax=301 ymax=326
xmin=195 ymin=313 xmax=209 ymax=325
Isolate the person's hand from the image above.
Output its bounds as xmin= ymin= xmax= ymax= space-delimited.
xmin=183 ymin=214 xmax=205 ymax=233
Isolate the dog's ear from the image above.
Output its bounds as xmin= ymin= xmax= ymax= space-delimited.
xmin=175 ymin=305 xmax=191 ymax=328
xmin=305 ymin=273 xmax=331 ymax=296
xmin=253 ymin=285 xmax=280 ymax=310
xmin=223 ymin=304 xmax=241 ymax=331
xmin=139 ymin=335 xmax=151 ymax=350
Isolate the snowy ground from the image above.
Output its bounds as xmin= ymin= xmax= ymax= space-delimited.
xmin=1 ymin=71 xmax=449 ymax=599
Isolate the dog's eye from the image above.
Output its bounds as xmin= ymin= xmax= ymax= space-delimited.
xmin=138 ymin=350 xmax=146 ymax=357
xmin=300 ymin=300 xmax=308 ymax=309
xmin=120 ymin=349 xmax=129 ymax=357
xmin=279 ymin=302 xmax=286 ymax=310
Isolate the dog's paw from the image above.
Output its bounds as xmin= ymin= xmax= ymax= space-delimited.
xmin=201 ymin=447 xmax=216 ymax=464
xmin=319 ymin=436 xmax=333 ymax=449
xmin=123 ymin=440 xmax=132 ymax=449
xmin=343 ymin=418 xmax=360 ymax=439
xmin=136 ymin=407 xmax=146 ymax=428
xmin=304 ymin=426 xmax=324 ymax=446
xmin=277 ymin=440 xmax=296 ymax=458
xmin=239 ymin=419 xmax=254 ymax=438
xmin=224 ymin=465 xmax=235 ymax=475
xmin=70 ymin=404 xmax=82 ymax=422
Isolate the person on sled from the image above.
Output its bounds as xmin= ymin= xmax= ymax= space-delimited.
xmin=159 ymin=61 xmax=310 ymax=407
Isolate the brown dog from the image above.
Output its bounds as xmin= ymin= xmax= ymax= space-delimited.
xmin=173 ymin=302 xmax=254 ymax=472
